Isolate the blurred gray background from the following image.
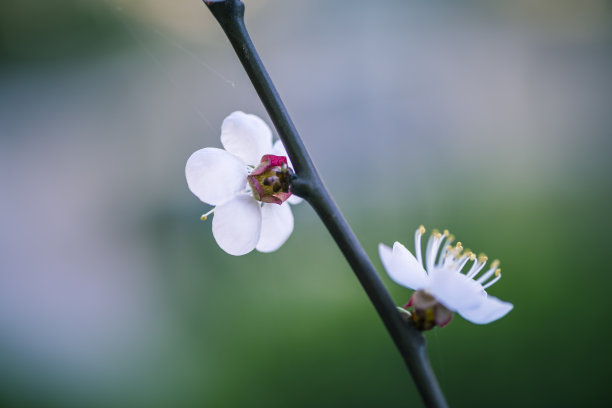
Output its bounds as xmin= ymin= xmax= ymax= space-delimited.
xmin=1 ymin=0 xmax=611 ymax=406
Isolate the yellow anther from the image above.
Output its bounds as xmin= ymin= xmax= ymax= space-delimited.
xmin=469 ymin=252 xmax=476 ymax=261
xmin=491 ymin=259 xmax=500 ymax=269
xmin=443 ymin=229 xmax=450 ymax=236
xmin=418 ymin=225 xmax=426 ymax=234
xmin=478 ymin=253 xmax=488 ymax=263
xmin=447 ymin=234 xmax=455 ymax=243
xmin=446 ymin=245 xmax=453 ymax=251
xmin=495 ymin=269 xmax=501 ymax=277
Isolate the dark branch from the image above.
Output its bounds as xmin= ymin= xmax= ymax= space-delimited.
xmin=203 ymin=1 xmax=448 ymax=407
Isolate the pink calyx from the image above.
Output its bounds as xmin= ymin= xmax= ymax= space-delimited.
xmin=404 ymin=290 xmax=454 ymax=331
xmin=247 ymin=154 xmax=293 ymax=205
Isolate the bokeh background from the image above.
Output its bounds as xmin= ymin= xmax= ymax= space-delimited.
xmin=1 ymin=0 xmax=611 ymax=407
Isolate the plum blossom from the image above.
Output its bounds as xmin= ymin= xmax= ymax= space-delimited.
xmin=379 ymin=226 xmax=513 ymax=330
xmin=185 ymin=111 xmax=301 ymax=256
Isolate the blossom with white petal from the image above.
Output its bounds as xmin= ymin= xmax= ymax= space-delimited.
xmin=379 ymin=226 xmax=513 ymax=330
xmin=185 ymin=111 xmax=301 ymax=256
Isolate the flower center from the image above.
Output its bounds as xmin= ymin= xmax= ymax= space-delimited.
xmin=247 ymin=154 xmax=294 ymax=205
xmin=405 ymin=290 xmax=453 ymax=330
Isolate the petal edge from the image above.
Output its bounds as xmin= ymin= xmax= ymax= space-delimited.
xmin=256 ymin=203 xmax=294 ymax=253
xmin=185 ymin=147 xmax=247 ymax=206
xmin=379 ymin=242 xmax=429 ymax=290
xmin=212 ymin=195 xmax=262 ymax=256
xmin=221 ymin=111 xmax=273 ymax=166
xmin=458 ymin=295 xmax=513 ymax=324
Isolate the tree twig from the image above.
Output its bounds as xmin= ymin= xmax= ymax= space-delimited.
xmin=203 ymin=1 xmax=448 ymax=406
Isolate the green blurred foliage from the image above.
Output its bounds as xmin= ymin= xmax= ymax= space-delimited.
xmin=135 ymin=179 xmax=612 ymax=407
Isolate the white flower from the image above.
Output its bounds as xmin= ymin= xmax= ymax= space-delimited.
xmin=379 ymin=226 xmax=513 ymax=327
xmin=185 ymin=111 xmax=301 ymax=256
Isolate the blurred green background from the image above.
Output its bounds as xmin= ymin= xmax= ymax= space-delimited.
xmin=1 ymin=0 xmax=611 ymax=407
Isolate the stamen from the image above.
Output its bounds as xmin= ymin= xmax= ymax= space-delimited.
xmin=263 ymin=176 xmax=277 ymax=186
xmin=200 ymin=208 xmax=215 ymax=221
xmin=415 ymin=226 xmax=425 ymax=269
xmin=427 ymin=231 xmax=444 ymax=272
xmin=466 ymin=258 xmax=487 ymax=279
xmin=481 ymin=270 xmax=502 ymax=290
xmin=476 ymin=265 xmax=500 ymax=285
xmin=456 ymin=253 xmax=472 ymax=272
xmin=436 ymin=234 xmax=453 ymax=267
xmin=465 ymin=250 xmax=473 ymax=260
xmin=425 ymin=233 xmax=435 ymax=272
xmin=441 ymin=253 xmax=452 ymax=267
xmin=444 ymin=242 xmax=462 ymax=262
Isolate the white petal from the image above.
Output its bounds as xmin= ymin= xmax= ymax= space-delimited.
xmin=256 ymin=203 xmax=294 ymax=253
xmin=429 ymin=268 xmax=485 ymax=312
xmin=287 ymin=195 xmax=303 ymax=205
xmin=186 ymin=148 xmax=247 ymax=206
xmin=221 ymin=111 xmax=273 ymax=166
xmin=378 ymin=242 xmax=429 ymax=290
xmin=212 ymin=195 xmax=262 ymax=256
xmin=458 ymin=295 xmax=513 ymax=324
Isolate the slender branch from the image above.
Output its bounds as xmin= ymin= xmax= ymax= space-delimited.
xmin=203 ymin=1 xmax=448 ymax=407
